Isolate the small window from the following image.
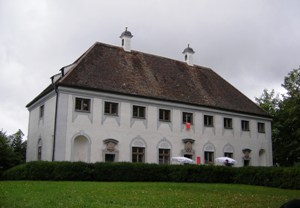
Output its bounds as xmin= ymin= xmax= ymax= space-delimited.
xmin=133 ymin=105 xmax=146 ymax=119
xmin=204 ymin=115 xmax=214 ymax=127
xmin=39 ymin=105 xmax=44 ymax=118
xmin=241 ymin=120 xmax=250 ymax=131
xmin=75 ymin=98 xmax=90 ymax=112
xmin=258 ymin=122 xmax=265 ymax=133
xmin=159 ymin=149 xmax=170 ymax=164
xmin=104 ymin=102 xmax=118 ymax=116
xmin=204 ymin=151 xmax=214 ymax=164
xmin=224 ymin=118 xmax=232 ymax=129
xmin=159 ymin=109 xmax=171 ymax=122
xmin=132 ymin=147 xmax=145 ymax=163
xmin=105 ymin=154 xmax=115 ymax=162
xmin=183 ymin=112 xmax=193 ymax=124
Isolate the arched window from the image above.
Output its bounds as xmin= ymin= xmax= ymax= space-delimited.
xmin=158 ymin=139 xmax=172 ymax=164
xmin=131 ymin=136 xmax=146 ymax=163
xmin=223 ymin=144 xmax=234 ymax=158
xmin=37 ymin=138 xmax=42 ymax=161
xmin=203 ymin=142 xmax=215 ymax=164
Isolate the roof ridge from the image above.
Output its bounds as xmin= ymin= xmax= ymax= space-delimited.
xmin=93 ymin=41 xmax=212 ymax=71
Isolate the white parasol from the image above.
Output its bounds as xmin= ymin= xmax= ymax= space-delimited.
xmin=215 ymin=157 xmax=237 ymax=165
xmin=171 ymin=156 xmax=195 ymax=164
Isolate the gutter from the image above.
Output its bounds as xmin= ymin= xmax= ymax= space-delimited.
xmin=52 ymin=82 xmax=59 ymax=161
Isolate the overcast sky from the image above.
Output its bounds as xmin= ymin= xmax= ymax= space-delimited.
xmin=1 ymin=0 xmax=300 ymax=138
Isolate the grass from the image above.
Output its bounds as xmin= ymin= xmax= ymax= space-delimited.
xmin=1 ymin=181 xmax=299 ymax=208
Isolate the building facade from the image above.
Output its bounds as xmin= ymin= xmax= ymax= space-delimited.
xmin=26 ymin=29 xmax=272 ymax=166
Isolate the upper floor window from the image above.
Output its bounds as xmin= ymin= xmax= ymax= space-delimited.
xmin=224 ymin=118 xmax=233 ymax=129
xmin=258 ymin=122 xmax=265 ymax=133
xmin=204 ymin=115 xmax=214 ymax=127
xmin=39 ymin=105 xmax=44 ymax=118
xmin=183 ymin=112 xmax=193 ymax=124
xmin=159 ymin=109 xmax=171 ymax=122
xmin=104 ymin=102 xmax=118 ymax=116
xmin=75 ymin=98 xmax=90 ymax=112
xmin=133 ymin=105 xmax=145 ymax=119
xmin=241 ymin=120 xmax=250 ymax=131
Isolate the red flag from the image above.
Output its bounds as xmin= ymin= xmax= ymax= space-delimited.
xmin=186 ymin=122 xmax=191 ymax=129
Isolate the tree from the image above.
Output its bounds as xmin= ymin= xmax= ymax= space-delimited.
xmin=256 ymin=67 xmax=300 ymax=166
xmin=0 ymin=130 xmax=18 ymax=175
xmin=277 ymin=68 xmax=300 ymax=165
xmin=10 ymin=129 xmax=26 ymax=163
xmin=0 ymin=129 xmax=27 ymax=176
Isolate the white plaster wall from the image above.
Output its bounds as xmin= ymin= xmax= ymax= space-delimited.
xmin=26 ymin=93 xmax=56 ymax=162
xmin=55 ymin=87 xmax=272 ymax=167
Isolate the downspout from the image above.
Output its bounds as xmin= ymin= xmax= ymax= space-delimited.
xmin=51 ymin=79 xmax=59 ymax=161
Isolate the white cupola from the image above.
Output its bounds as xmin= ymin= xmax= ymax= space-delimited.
xmin=182 ymin=43 xmax=195 ymax=66
xmin=120 ymin=27 xmax=133 ymax=52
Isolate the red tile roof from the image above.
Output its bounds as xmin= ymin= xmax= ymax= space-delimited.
xmin=27 ymin=42 xmax=269 ymax=117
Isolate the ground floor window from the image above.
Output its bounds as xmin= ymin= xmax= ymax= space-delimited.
xmin=204 ymin=151 xmax=214 ymax=164
xmin=159 ymin=149 xmax=170 ymax=164
xmin=132 ymin=147 xmax=145 ymax=163
xmin=37 ymin=138 xmax=42 ymax=161
xmin=224 ymin=152 xmax=233 ymax=158
xmin=37 ymin=146 xmax=42 ymax=161
xmin=184 ymin=154 xmax=193 ymax=159
xmin=105 ymin=154 xmax=115 ymax=162
xmin=244 ymin=159 xmax=250 ymax=166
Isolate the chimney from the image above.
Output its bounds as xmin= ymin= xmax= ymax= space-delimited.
xmin=182 ymin=43 xmax=195 ymax=66
xmin=120 ymin=27 xmax=133 ymax=52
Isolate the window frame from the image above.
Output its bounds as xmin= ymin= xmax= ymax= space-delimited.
xmin=204 ymin=115 xmax=214 ymax=127
xmin=159 ymin=109 xmax=171 ymax=122
xmin=257 ymin=122 xmax=265 ymax=133
xmin=224 ymin=117 xmax=233 ymax=129
xmin=182 ymin=112 xmax=193 ymax=124
xmin=204 ymin=151 xmax=214 ymax=164
xmin=104 ymin=101 xmax=119 ymax=116
xmin=75 ymin=97 xmax=91 ymax=112
xmin=132 ymin=147 xmax=145 ymax=163
xmin=241 ymin=120 xmax=250 ymax=131
xmin=159 ymin=148 xmax=170 ymax=164
xmin=132 ymin=105 xmax=146 ymax=119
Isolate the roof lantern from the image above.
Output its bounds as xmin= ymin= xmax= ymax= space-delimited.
xmin=182 ymin=43 xmax=195 ymax=66
xmin=120 ymin=27 xmax=133 ymax=52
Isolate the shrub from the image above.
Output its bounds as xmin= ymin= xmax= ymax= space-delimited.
xmin=2 ymin=161 xmax=300 ymax=189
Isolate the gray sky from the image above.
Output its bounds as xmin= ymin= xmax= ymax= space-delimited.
xmin=1 ymin=0 xmax=300 ymax=137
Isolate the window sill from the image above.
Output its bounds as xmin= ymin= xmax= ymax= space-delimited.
xmin=159 ymin=120 xmax=171 ymax=123
xmin=75 ymin=110 xmax=91 ymax=113
xmin=104 ymin=113 xmax=119 ymax=117
xmin=133 ymin=117 xmax=146 ymax=120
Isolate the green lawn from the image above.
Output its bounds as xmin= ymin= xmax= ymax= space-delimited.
xmin=1 ymin=181 xmax=299 ymax=208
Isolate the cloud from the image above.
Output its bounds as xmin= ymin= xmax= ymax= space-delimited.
xmin=0 ymin=0 xmax=300 ymax=137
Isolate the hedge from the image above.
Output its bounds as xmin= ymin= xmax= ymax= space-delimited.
xmin=2 ymin=161 xmax=300 ymax=189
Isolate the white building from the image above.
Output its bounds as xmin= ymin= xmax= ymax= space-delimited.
xmin=26 ymin=29 xmax=273 ymax=166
